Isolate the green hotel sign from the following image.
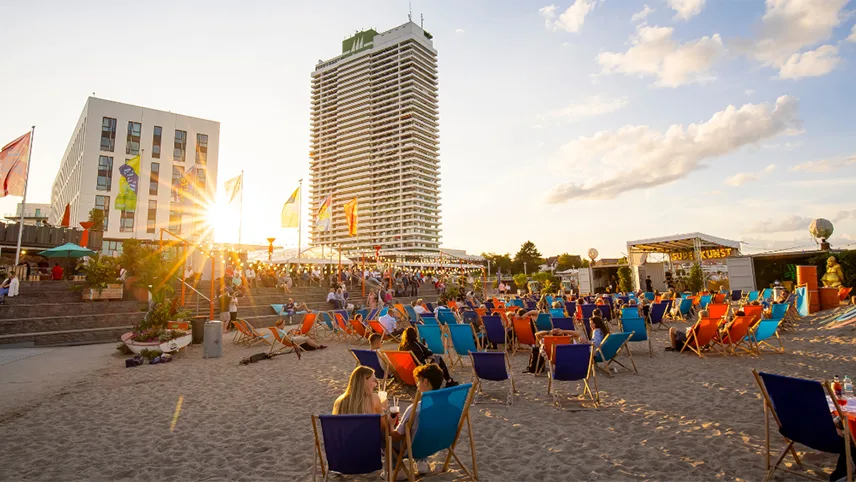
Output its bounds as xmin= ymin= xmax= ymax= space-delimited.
xmin=342 ymin=29 xmax=377 ymax=55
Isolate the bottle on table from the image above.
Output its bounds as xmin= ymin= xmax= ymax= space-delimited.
xmin=844 ymin=375 xmax=854 ymax=398
xmin=832 ymin=375 xmax=843 ymax=399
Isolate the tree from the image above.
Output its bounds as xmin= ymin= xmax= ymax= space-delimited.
xmin=581 ymin=259 xmax=591 ymax=268
xmin=556 ymin=253 xmax=582 ymax=271
xmin=88 ymin=208 xmax=105 ymax=232
xmin=532 ymin=271 xmax=558 ymax=293
xmin=512 ymin=273 xmax=529 ymax=293
xmin=617 ymin=266 xmax=633 ymax=292
xmin=481 ymin=252 xmax=512 ymax=275
xmin=512 ymin=241 xmax=542 ymax=274
xmin=687 ymin=262 xmax=705 ymax=293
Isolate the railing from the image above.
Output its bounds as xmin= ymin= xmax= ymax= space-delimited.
xmin=178 ymin=278 xmax=210 ymax=317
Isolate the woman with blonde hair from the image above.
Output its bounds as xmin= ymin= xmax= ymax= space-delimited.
xmin=333 ymin=365 xmax=384 ymax=415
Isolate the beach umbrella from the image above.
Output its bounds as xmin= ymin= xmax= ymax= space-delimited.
xmin=38 ymin=242 xmax=96 ymax=258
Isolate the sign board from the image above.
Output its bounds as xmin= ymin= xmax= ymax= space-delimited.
xmin=672 ymin=247 xmax=734 ymax=262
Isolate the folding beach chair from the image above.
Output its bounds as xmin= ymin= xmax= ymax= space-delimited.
xmin=680 ymin=317 xmax=722 ymax=358
xmin=437 ymin=309 xmax=458 ymax=326
xmin=752 ymin=370 xmax=853 ymax=482
xmin=241 ymin=320 xmax=274 ymax=347
xmin=267 ymin=327 xmax=303 ymax=356
xmin=731 ymin=290 xmax=743 ymax=302
xmin=599 ymin=305 xmax=612 ymax=322
xmin=366 ymin=308 xmax=380 ymax=321
xmin=749 ymin=319 xmax=785 ymax=355
xmin=351 ymin=348 xmax=394 ymax=391
xmin=392 ymin=383 xmax=478 ymax=482
xmin=648 ymin=302 xmax=670 ymax=330
xmin=316 ymin=312 xmax=338 ymax=340
xmin=644 ymin=292 xmax=655 ymax=301
xmin=581 ymin=304 xmax=597 ymax=322
xmin=334 ymin=313 xmax=358 ymax=342
xmin=718 ymin=315 xmax=758 ymax=356
xmin=334 ymin=310 xmax=351 ymax=325
xmin=699 ymin=295 xmax=712 ymax=309
xmin=416 ymin=324 xmax=446 ymax=355
xmin=368 ymin=320 xmax=400 ymax=343
xmin=770 ymin=303 xmax=788 ymax=320
xmin=707 ymin=303 xmax=729 ymax=322
xmin=713 ymin=293 xmax=726 ymax=304
xmin=419 ymin=315 xmax=439 ymax=325
xmin=547 ymin=344 xmax=599 ymax=408
xmin=231 ymin=319 xmax=252 ymax=346
xmin=296 ymin=313 xmax=319 ymax=338
xmin=551 ymin=317 xmax=575 ymax=332
xmin=524 ymin=301 xmax=537 ymax=311
xmin=762 ymin=288 xmax=774 ymax=301
xmin=380 ymin=350 xmax=422 ymax=389
xmin=534 ymin=313 xmax=553 ymax=332
xmin=404 ymin=305 xmax=421 ymax=324
xmin=621 ymin=307 xmax=641 ymax=319
xmin=354 ymin=309 xmax=368 ymax=321
xmin=470 ymin=352 xmax=515 ymax=405
xmin=594 ymin=332 xmax=637 ymax=376
xmin=426 ymin=302 xmax=436 ymax=313
xmin=349 ymin=318 xmax=371 ymax=343
xmin=564 ymin=302 xmax=577 ymax=318
xmin=447 ymin=323 xmax=481 ymax=368
xmin=549 ymin=308 xmax=565 ymax=319
xmin=482 ymin=316 xmax=508 ymax=350
xmin=743 ymin=305 xmax=764 ymax=321
xmin=747 ymin=291 xmax=760 ymax=303
xmin=312 ymin=414 xmax=391 ymax=482
xmin=538 ymin=335 xmax=572 ymax=375
xmin=677 ymin=298 xmax=693 ymax=320
xmin=619 ymin=315 xmax=651 ymax=357
xmin=511 ymin=317 xmax=537 ymax=356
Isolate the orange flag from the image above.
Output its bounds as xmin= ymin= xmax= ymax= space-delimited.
xmin=344 ymin=198 xmax=357 ymax=236
xmin=0 ymin=132 xmax=31 ymax=198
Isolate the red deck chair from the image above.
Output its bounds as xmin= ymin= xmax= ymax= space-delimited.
xmin=718 ymin=315 xmax=759 ymax=355
xmin=681 ymin=317 xmax=723 ymax=358
xmin=350 ymin=318 xmax=370 ymax=342
xmin=368 ymin=320 xmax=400 ymax=342
xmin=538 ymin=335 xmax=572 ymax=375
xmin=713 ymin=293 xmax=726 ymax=303
xmin=380 ymin=350 xmax=422 ymax=389
xmin=511 ymin=317 xmax=536 ymax=356
xmin=707 ymin=303 xmax=729 ymax=322
xmin=743 ymin=305 xmax=763 ymax=320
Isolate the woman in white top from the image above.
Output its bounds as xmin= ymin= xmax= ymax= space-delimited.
xmin=7 ymin=273 xmax=19 ymax=298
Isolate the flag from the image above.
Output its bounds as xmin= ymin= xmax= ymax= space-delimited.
xmin=315 ymin=193 xmax=332 ymax=232
xmin=172 ymin=165 xmax=197 ymax=204
xmin=224 ymin=173 xmax=242 ymax=204
xmin=114 ymin=155 xmax=140 ymax=211
xmin=281 ymin=185 xmax=300 ymax=228
xmin=344 ymin=197 xmax=357 ymax=236
xmin=60 ymin=203 xmax=70 ymax=227
xmin=0 ymin=132 xmax=31 ymax=198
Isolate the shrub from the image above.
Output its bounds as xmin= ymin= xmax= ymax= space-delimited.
xmin=617 ymin=266 xmax=633 ymax=292
xmin=513 ymin=273 xmax=529 ymax=292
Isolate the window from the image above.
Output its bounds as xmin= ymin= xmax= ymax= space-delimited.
xmin=195 ymin=133 xmax=208 ymax=164
xmin=102 ymin=240 xmax=123 ymax=254
xmin=152 ymin=126 xmax=162 ymax=158
xmin=100 ymin=117 xmax=116 ymax=152
xmin=174 ymin=130 xmax=187 ymax=162
xmin=120 ymin=210 xmax=135 ymax=232
xmin=95 ymin=195 xmax=110 ymax=230
xmin=149 ymin=162 xmax=160 ymax=195
xmin=97 ymin=156 xmax=113 ymax=191
xmin=196 ymin=168 xmax=206 ymax=192
xmin=126 ymin=121 xmax=141 ymax=155
xmin=169 ymin=210 xmax=181 ymax=234
xmin=171 ymin=166 xmax=184 ymax=202
xmin=147 ymin=200 xmax=157 ymax=234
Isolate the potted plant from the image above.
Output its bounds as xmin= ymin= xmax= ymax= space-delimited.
xmin=82 ymin=253 xmax=123 ymax=300
xmin=121 ymin=290 xmax=193 ymax=354
xmin=118 ymin=239 xmax=180 ymax=302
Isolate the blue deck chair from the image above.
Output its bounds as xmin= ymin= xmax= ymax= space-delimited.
xmin=593 ymin=332 xmax=637 ymax=376
xmin=617 ymin=296 xmax=630 ymax=305
xmin=770 ymin=303 xmax=788 ymax=320
xmin=447 ymin=323 xmax=481 ymax=367
xmin=460 ymin=310 xmax=479 ymax=326
xmin=552 ymin=317 xmax=575 ymax=331
xmin=524 ymin=301 xmax=537 ymax=311
xmin=317 ymin=311 xmax=338 ymax=338
xmin=749 ymin=319 xmax=785 ymax=355
xmin=619 ymin=316 xmax=651 ymax=357
xmin=426 ymin=302 xmax=436 ymax=313
xmin=644 ymin=292 xmax=655 ymax=301
xmin=621 ymin=307 xmax=641 ymax=319
xmin=762 ymin=288 xmax=774 ymax=301
xmin=731 ymin=290 xmax=743 ymax=302
xmin=378 ymin=307 xmax=389 ymax=317
xmin=334 ymin=309 xmax=350 ymax=324
xmin=549 ymin=308 xmax=565 ymax=319
xmin=699 ymin=295 xmax=712 ymax=309
xmin=312 ymin=414 xmax=390 ymax=481
xmin=547 ymin=344 xmax=599 ymax=408
xmin=482 ymin=316 xmax=507 ymax=349
xmin=416 ymin=324 xmax=446 ymax=356
xmin=404 ymin=305 xmax=420 ymax=324
xmin=564 ymin=302 xmax=577 ymax=318
xmin=419 ymin=315 xmax=439 ymax=325
xmin=581 ymin=304 xmax=597 ymax=322
xmin=510 ymin=299 xmax=523 ymax=308
xmin=546 ymin=295 xmax=554 ymax=305
xmin=365 ymin=308 xmax=379 ymax=320
xmin=350 ymin=349 xmax=394 ymax=391
xmin=649 ymin=302 xmax=670 ymax=330
xmin=599 ymin=305 xmax=612 ymax=322
xmin=747 ymin=291 xmax=760 ymax=303
xmin=470 ymin=352 xmax=515 ymax=405
xmin=437 ymin=310 xmax=458 ymax=326
xmin=752 ymin=370 xmax=853 ymax=482
xmin=355 ymin=308 xmax=368 ymax=321
xmin=534 ymin=313 xmax=553 ymax=332
xmin=484 ymin=300 xmax=494 ymax=311
xmin=392 ymin=383 xmax=478 ymax=482
xmin=678 ymin=298 xmax=693 ymax=319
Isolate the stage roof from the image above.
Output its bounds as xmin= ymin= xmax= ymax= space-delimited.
xmin=626 ymin=232 xmax=741 ymax=254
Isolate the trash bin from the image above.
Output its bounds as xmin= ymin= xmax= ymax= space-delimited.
xmin=203 ymin=320 xmax=223 ymax=358
xmin=191 ymin=316 xmax=205 ymax=345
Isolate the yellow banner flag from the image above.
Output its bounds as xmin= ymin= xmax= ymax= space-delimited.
xmin=281 ymin=185 xmax=300 ymax=228
xmin=114 ymin=155 xmax=140 ymax=211
xmin=344 ymin=198 xmax=357 ymax=236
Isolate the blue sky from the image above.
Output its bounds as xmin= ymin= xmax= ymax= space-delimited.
xmin=1 ymin=0 xmax=854 ymax=258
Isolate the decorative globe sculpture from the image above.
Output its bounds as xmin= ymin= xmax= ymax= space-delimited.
xmin=809 ymin=218 xmax=834 ymax=242
xmin=587 ymin=248 xmax=599 ymax=261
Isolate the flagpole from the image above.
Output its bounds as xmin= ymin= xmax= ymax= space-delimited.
xmin=14 ymin=126 xmax=35 ymax=266
xmin=297 ymin=178 xmax=302 ymax=269
xmin=238 ymin=170 xmax=244 ymax=248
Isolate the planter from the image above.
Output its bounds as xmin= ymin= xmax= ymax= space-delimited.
xmin=83 ymin=284 xmax=124 ymax=301
xmin=124 ymin=277 xmax=150 ymax=302
xmin=121 ymin=332 xmax=192 ymax=355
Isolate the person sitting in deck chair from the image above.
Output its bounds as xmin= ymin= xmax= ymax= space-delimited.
xmin=412 ymin=300 xmax=428 ymax=315
xmin=589 ymin=313 xmax=609 ymax=349
xmin=379 ymin=309 xmax=408 ymax=338
xmin=390 ymin=363 xmax=447 ymax=475
xmin=525 ymin=327 xmax=585 ymax=374
xmin=399 ymin=327 xmax=457 ymax=388
xmin=667 ymin=310 xmax=708 ymax=352
xmin=273 ymin=319 xmax=327 ymax=351
xmin=333 ymin=365 xmax=387 ymax=417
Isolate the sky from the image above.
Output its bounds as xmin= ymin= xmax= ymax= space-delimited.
xmin=1 ymin=0 xmax=855 ymax=259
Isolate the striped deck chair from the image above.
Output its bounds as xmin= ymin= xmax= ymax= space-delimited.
xmin=593 ymin=332 xmax=637 ymax=376
xmin=312 ymin=414 xmax=391 ymax=482
xmin=351 ymin=348 xmax=394 ymax=391
xmin=416 ymin=324 xmax=446 ymax=355
xmin=718 ymin=315 xmax=759 ymax=356
xmin=380 ymin=350 xmax=422 ymax=389
xmin=619 ymin=315 xmax=652 ymax=357
xmin=680 ymin=317 xmax=722 ymax=358
xmin=511 ymin=317 xmax=537 ymax=356
xmin=470 ymin=352 xmax=515 ymax=405
xmin=548 ymin=344 xmax=599 ymax=408
xmin=447 ymin=323 xmax=481 ymax=367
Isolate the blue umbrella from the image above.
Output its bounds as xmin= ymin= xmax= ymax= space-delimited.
xmin=38 ymin=242 xmax=96 ymax=258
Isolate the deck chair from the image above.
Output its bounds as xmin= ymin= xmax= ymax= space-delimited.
xmin=267 ymin=327 xmax=303 ymax=355
xmin=470 ymin=352 xmax=515 ymax=405
xmin=677 ymin=298 xmax=693 ymax=319
xmin=581 ymin=304 xmax=597 ymax=322
xmin=747 ymin=291 xmax=760 ymax=303
xmin=564 ymin=302 xmax=577 ymax=318
xmin=368 ymin=320 xmax=400 ymax=342
xmin=749 ymin=319 xmax=785 ymax=355
xmin=231 ymin=319 xmax=252 ymax=345
xmin=404 ymin=305 xmax=420 ymax=324
xmin=437 ymin=309 xmax=458 ymax=326
xmin=644 ymin=292 xmax=655 ymax=301
xmin=707 ymin=303 xmax=729 ymax=322
xmin=242 ymin=320 xmax=274 ymax=347
xmin=312 ymin=413 xmax=391 ymax=482
xmin=714 ymin=293 xmax=726 ymax=304
xmin=648 ymin=302 xmax=670 ymax=330
xmin=593 ymin=332 xmax=637 ymax=376
xmin=447 ymin=323 xmax=481 ymax=367
xmin=378 ymin=307 xmax=389 ymax=317
xmin=718 ymin=315 xmax=758 ymax=356
xmin=752 ymin=370 xmax=853 ymax=482
xmin=770 ymin=303 xmax=788 ymax=320
xmin=482 ymin=316 xmax=508 ymax=350
xmin=354 ymin=309 xmax=368 ymax=321
xmin=743 ymin=305 xmax=764 ymax=321
xmin=549 ymin=308 xmax=565 ymax=319
xmin=699 ymin=295 xmax=712 ymax=309
xmin=334 ymin=309 xmax=350 ymax=324
xmin=334 ymin=313 xmax=358 ymax=342
xmin=619 ymin=315 xmax=652 ymax=357
xmin=599 ymin=305 xmax=612 ymax=322
xmin=680 ymin=317 xmax=722 ymax=358
xmin=538 ymin=335 xmax=572 ymax=375
xmin=511 ymin=317 xmax=537 ymax=356
xmin=731 ymin=290 xmax=743 ymax=302
xmin=547 ymin=344 xmax=599 ymax=408
xmin=419 ymin=315 xmax=439 ymax=325
xmin=349 ymin=318 xmax=371 ymax=343
xmin=366 ymin=308 xmax=379 ymax=321
xmin=316 ymin=312 xmax=338 ymax=339
xmin=351 ymin=348 xmax=394 ymax=391
xmin=534 ymin=313 xmax=553 ymax=332
xmin=416 ymin=324 xmax=446 ymax=355
xmin=551 ymin=317 xmax=575 ymax=332
xmin=380 ymin=350 xmax=422 ymax=389
xmin=296 ymin=313 xmax=319 ymax=337
xmin=391 ymin=383 xmax=478 ymax=482
xmin=762 ymin=288 xmax=774 ymax=301
xmin=426 ymin=302 xmax=436 ymax=312
xmin=621 ymin=307 xmax=641 ymax=319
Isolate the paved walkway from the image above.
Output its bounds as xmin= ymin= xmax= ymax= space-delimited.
xmin=0 ymin=344 xmax=114 ymax=416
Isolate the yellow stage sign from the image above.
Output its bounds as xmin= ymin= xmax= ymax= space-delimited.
xmin=672 ymin=247 xmax=733 ymax=261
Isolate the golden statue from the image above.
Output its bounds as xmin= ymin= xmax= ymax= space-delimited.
xmin=821 ymin=256 xmax=845 ymax=288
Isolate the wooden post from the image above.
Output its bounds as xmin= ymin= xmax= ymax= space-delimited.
xmin=209 ymin=253 xmax=215 ymax=320
xmin=180 ymin=241 xmax=187 ymax=306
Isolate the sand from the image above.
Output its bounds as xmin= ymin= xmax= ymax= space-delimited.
xmin=0 ymin=312 xmax=854 ymax=481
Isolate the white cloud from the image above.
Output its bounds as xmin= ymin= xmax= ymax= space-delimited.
xmin=597 ymin=25 xmax=724 ymax=87
xmin=745 ymin=89 xmax=755 ymax=96
xmin=778 ymin=44 xmax=841 ymax=79
xmin=791 ymin=155 xmax=856 ymax=172
xmin=668 ymin=0 xmax=705 ymax=21
xmin=631 ymin=4 xmax=655 ymax=23
xmin=538 ymin=96 xmax=629 ymax=123
xmin=724 ymin=164 xmax=776 ymax=186
xmin=561 ymin=41 xmax=572 ymax=47
xmin=849 ymin=25 xmax=856 ymax=43
xmin=750 ymin=0 xmax=848 ymax=78
xmin=745 ymin=215 xmax=814 ymax=233
xmin=539 ymin=0 xmax=596 ymax=33
xmin=544 ymin=96 xmax=801 ymax=202
xmin=455 ymin=28 xmax=464 ymax=33
xmin=836 ymin=210 xmax=856 ymax=221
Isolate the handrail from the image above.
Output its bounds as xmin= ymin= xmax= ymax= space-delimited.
xmin=180 ymin=278 xmax=210 ymax=302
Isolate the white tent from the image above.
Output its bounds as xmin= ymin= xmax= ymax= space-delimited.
xmin=247 ymin=246 xmax=354 ymax=265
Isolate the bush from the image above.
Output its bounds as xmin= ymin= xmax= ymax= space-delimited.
xmin=119 ymin=239 xmax=180 ymax=296
xmin=687 ymin=263 xmax=705 ymax=293
xmin=617 ymin=266 xmax=633 ymax=292
xmin=82 ymin=253 xmax=119 ymax=293
xmin=512 ymin=273 xmax=529 ymax=292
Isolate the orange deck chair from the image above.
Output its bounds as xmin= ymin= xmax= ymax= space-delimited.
xmin=511 ymin=317 xmax=537 ymax=356
xmin=241 ymin=320 xmax=274 ymax=347
xmin=368 ymin=320 xmax=400 ymax=342
xmin=538 ymin=335 xmax=572 ymax=375
xmin=350 ymin=318 xmax=371 ymax=342
xmin=713 ymin=293 xmax=726 ymax=304
xmin=718 ymin=315 xmax=759 ymax=355
xmin=334 ymin=313 xmax=357 ymax=342
xmin=743 ymin=305 xmax=763 ymax=320
xmin=680 ymin=317 xmax=722 ymax=358
xmin=295 ymin=313 xmax=318 ymax=337
xmin=267 ymin=327 xmax=302 ymax=355
xmin=707 ymin=303 xmax=729 ymax=322
xmin=380 ymin=350 xmax=422 ymax=389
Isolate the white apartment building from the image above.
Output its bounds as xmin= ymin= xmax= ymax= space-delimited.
xmin=310 ymin=21 xmax=441 ymax=254
xmin=50 ymin=97 xmax=219 ymax=253
xmin=5 ymin=203 xmax=51 ymax=225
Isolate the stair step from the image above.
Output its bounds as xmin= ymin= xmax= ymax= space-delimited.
xmin=0 ymin=311 xmax=144 ymax=336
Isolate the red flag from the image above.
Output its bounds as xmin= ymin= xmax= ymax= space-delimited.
xmin=60 ymin=204 xmax=70 ymax=227
xmin=0 ymin=132 xmax=31 ymax=198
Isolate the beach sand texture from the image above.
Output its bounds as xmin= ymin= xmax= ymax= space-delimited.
xmin=0 ymin=314 xmax=853 ymax=481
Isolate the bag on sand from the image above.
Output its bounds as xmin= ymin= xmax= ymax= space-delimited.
xmin=240 ymin=352 xmax=272 ymax=365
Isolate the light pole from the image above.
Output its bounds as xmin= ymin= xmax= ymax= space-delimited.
xmin=524 ymin=262 xmax=527 ymax=275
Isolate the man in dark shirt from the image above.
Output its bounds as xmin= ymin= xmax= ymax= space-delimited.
xmin=645 ymin=276 xmax=653 ymax=292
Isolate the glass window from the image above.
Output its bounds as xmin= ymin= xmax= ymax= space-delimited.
xmin=196 ymin=168 xmax=206 ymax=192
xmin=100 ymin=117 xmax=116 ymax=152
xmin=147 ymin=200 xmax=157 ymax=234
xmin=171 ymin=166 xmax=184 ymax=202
xmin=95 ymin=195 xmax=110 ymax=230
xmin=195 ymin=133 xmax=208 ymax=164
xmin=149 ymin=162 xmax=160 ymax=195
xmin=126 ymin=121 xmax=141 ymax=155
xmin=120 ymin=210 xmax=135 ymax=232
xmin=152 ymin=126 xmax=162 ymax=158
xmin=97 ymin=156 xmax=113 ymax=191
xmin=169 ymin=210 xmax=181 ymax=234
xmin=174 ymin=130 xmax=187 ymax=162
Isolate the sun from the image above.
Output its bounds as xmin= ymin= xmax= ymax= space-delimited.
xmin=204 ymin=198 xmax=237 ymax=243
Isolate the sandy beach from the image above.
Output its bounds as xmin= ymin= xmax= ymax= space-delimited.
xmin=0 ymin=312 xmax=853 ymax=481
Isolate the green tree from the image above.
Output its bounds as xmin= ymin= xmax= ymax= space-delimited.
xmin=581 ymin=259 xmax=591 ymax=268
xmin=481 ymin=252 xmax=512 ymax=275
xmin=87 ymin=208 xmax=105 ymax=232
xmin=556 ymin=253 xmax=582 ymax=271
xmin=512 ymin=241 xmax=542 ymax=274
xmin=687 ymin=262 xmax=705 ymax=293
xmin=512 ymin=273 xmax=529 ymax=293
xmin=617 ymin=266 xmax=633 ymax=292
xmin=532 ymin=271 xmax=558 ymax=293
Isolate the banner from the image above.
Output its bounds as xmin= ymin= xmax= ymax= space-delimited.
xmin=281 ymin=185 xmax=300 ymax=228
xmin=344 ymin=197 xmax=357 ymax=236
xmin=115 ymin=155 xmax=140 ymax=211
xmin=0 ymin=132 xmax=31 ymax=198
xmin=315 ymin=193 xmax=332 ymax=232
xmin=224 ymin=173 xmax=242 ymax=204
xmin=172 ymin=165 xmax=197 ymax=205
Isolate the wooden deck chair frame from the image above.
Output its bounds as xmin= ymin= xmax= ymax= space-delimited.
xmin=749 ymin=320 xmax=786 ymax=356
xmin=231 ymin=319 xmax=250 ymax=345
xmin=267 ymin=327 xmax=303 ymax=356
xmin=350 ymin=349 xmax=395 ymax=392
xmin=447 ymin=323 xmax=481 ymax=369
xmin=311 ymin=414 xmax=393 ymax=482
xmin=619 ymin=316 xmax=653 ymax=358
xmin=751 ymin=369 xmax=854 ymax=482
xmin=349 ymin=319 xmax=371 ymax=344
xmin=680 ymin=318 xmax=724 ymax=358
xmin=469 ymin=352 xmax=516 ymax=406
xmin=242 ymin=319 xmax=274 ymax=347
xmin=547 ymin=344 xmax=599 ymax=409
xmin=594 ymin=332 xmax=637 ymax=377
xmin=368 ymin=319 xmax=401 ymax=343
xmin=317 ymin=311 xmax=341 ymax=341
xmin=392 ymin=386 xmax=478 ymax=482
xmin=334 ymin=313 xmax=359 ymax=343
xmin=719 ymin=316 xmax=759 ymax=356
